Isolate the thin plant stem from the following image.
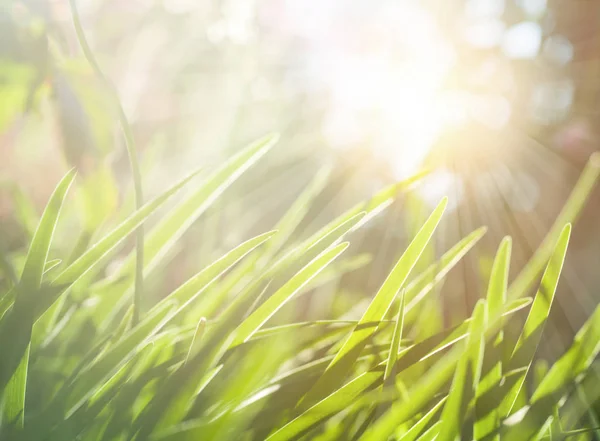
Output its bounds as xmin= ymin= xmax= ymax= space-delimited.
xmin=68 ymin=0 xmax=145 ymax=324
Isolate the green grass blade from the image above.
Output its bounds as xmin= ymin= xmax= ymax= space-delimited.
xmin=531 ymin=302 xmax=600 ymax=403
xmin=45 ymin=169 xmax=200 ymax=311
xmin=195 ymin=166 xmax=331 ymax=317
xmin=437 ymin=300 xmax=487 ymax=441
xmin=404 ymin=226 xmax=487 ymax=315
xmin=301 ymin=198 xmax=447 ymax=407
xmin=384 ymin=290 xmax=405 ymax=383
xmin=501 ymin=224 xmax=571 ymax=417
xmin=64 ymin=301 xmax=176 ymax=413
xmin=139 ymin=134 xmax=277 ymax=276
xmin=397 ymin=397 xmax=446 ymax=441
xmin=2 ymin=345 xmax=30 ymax=429
xmin=358 ymin=345 xmax=463 ymax=441
xmin=475 ymin=237 xmax=511 ymax=440
xmin=486 ymin=237 xmax=511 ymax=320
xmin=151 ymin=231 xmax=276 ymax=317
xmin=230 ymin=241 xmax=349 ymax=347
xmin=0 ymin=169 xmax=76 ymax=418
xmin=508 ymin=154 xmax=599 ymax=300
xmin=18 ymin=169 xmax=77 ymax=296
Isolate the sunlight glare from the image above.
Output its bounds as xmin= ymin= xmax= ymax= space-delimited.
xmin=319 ymin=2 xmax=459 ymax=180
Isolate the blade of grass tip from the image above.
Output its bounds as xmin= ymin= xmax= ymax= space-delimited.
xmin=0 ymin=169 xmax=76 ymax=425
xmin=46 ymin=168 xmax=201 ymax=316
xmin=184 ymin=317 xmax=207 ymax=365
xmin=302 ymin=170 xmax=429 ymax=252
xmin=97 ymin=134 xmax=277 ymax=329
xmin=531 ymin=302 xmax=600 ymax=404
xmin=501 ymin=224 xmax=571 ymax=418
xmin=265 ymin=169 xmax=429 ymax=282
xmin=68 ymin=0 xmax=145 ymax=324
xmin=150 ymin=231 xmax=276 ymax=318
xmin=229 ymin=241 xmax=350 ymax=347
xmin=357 ymin=342 xmax=465 ymax=441
xmin=397 ymin=397 xmax=446 ymax=441
xmin=384 ymin=290 xmax=405 ymax=385
xmin=475 ymin=237 xmax=511 ymax=441
xmin=43 ymin=259 xmax=62 ymax=275
xmin=437 ymin=300 xmax=487 ymax=441
xmin=301 ymin=198 xmax=447 ymax=408
xmin=268 ymin=295 xmax=530 ymax=441
xmin=404 ymin=226 xmax=487 ymax=315
xmin=267 ymin=303 xmax=514 ymax=441
xmin=194 ymin=164 xmax=328 ymax=317
xmin=63 ymin=301 xmax=177 ymax=415
xmin=509 ymin=154 xmax=600 ymax=300
xmin=504 ymin=304 xmax=600 ymax=441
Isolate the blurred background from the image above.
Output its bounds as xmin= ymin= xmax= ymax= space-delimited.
xmin=1 ymin=0 xmax=599 ymax=356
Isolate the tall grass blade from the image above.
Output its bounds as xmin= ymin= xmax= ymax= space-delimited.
xmin=301 ymin=198 xmax=447 ymax=407
xmin=501 ymin=224 xmax=571 ymax=417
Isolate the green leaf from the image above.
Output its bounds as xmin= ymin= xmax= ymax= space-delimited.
xmin=384 ymin=289 xmax=405 ymax=383
xmin=139 ymin=134 xmax=277 ymax=276
xmin=301 ymin=198 xmax=447 ymax=407
xmin=437 ymin=300 xmax=487 ymax=441
xmin=501 ymin=224 xmax=571 ymax=417
xmin=0 ymin=169 xmax=76 ymax=419
xmin=404 ymin=226 xmax=487 ymax=315
xmin=151 ymin=231 xmax=276 ymax=318
xmin=45 ymin=168 xmax=201 ymax=314
xmin=509 ymin=154 xmax=599 ymax=300
xmin=397 ymin=397 xmax=446 ymax=441
xmin=532 ymin=302 xmax=600 ymax=404
xmin=230 ymin=241 xmax=350 ymax=347
xmin=474 ymin=237 xmax=511 ymax=441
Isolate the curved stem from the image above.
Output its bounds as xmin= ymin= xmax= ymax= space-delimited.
xmin=68 ymin=0 xmax=145 ymax=324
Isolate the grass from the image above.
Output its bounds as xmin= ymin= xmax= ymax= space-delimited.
xmin=0 ymin=136 xmax=599 ymax=441
xmin=1 ymin=3 xmax=599 ymax=438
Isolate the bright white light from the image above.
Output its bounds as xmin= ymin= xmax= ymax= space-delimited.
xmin=470 ymin=94 xmax=512 ymax=129
xmin=307 ymin=2 xmax=457 ymax=179
xmin=502 ymin=22 xmax=542 ymax=59
xmin=464 ymin=19 xmax=506 ymax=48
xmin=417 ymin=170 xmax=464 ymax=211
xmin=516 ymin=0 xmax=547 ymax=18
xmin=465 ymin=0 xmax=505 ymax=19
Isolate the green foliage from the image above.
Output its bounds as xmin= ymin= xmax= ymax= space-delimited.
xmin=1 ymin=144 xmax=599 ymax=441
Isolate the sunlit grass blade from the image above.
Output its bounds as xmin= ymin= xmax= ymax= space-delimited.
xmin=532 ymin=302 xmax=600 ymax=403
xmin=0 ymin=169 xmax=76 ymax=423
xmin=184 ymin=317 xmax=207 ymax=365
xmin=357 ymin=344 xmax=463 ymax=441
xmin=266 ymin=321 xmax=471 ymax=441
xmin=193 ymin=167 xmax=331 ymax=317
xmin=43 ymin=168 xmax=201 ymax=313
xmin=437 ymin=300 xmax=486 ymax=441
xmin=60 ymin=231 xmax=273 ymax=415
xmin=150 ymin=231 xmax=276 ymax=318
xmin=474 ymin=237 xmax=511 ymax=440
xmin=384 ymin=290 xmax=405 ymax=384
xmin=508 ymin=153 xmax=600 ymax=300
xmin=264 ymin=170 xmax=429 ymax=283
xmin=404 ymin=226 xmax=487 ymax=315
xmin=397 ymin=397 xmax=446 ymax=441
xmin=501 ymin=224 xmax=571 ymax=417
xmin=502 ymin=303 xmax=600 ymax=441
xmin=230 ymin=241 xmax=349 ymax=347
xmin=91 ymin=135 xmax=276 ymax=326
xmin=301 ymin=198 xmax=447 ymax=407
xmin=137 ymin=134 xmax=277 ymax=276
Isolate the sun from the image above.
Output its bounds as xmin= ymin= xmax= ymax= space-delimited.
xmin=316 ymin=2 xmax=463 ymax=180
